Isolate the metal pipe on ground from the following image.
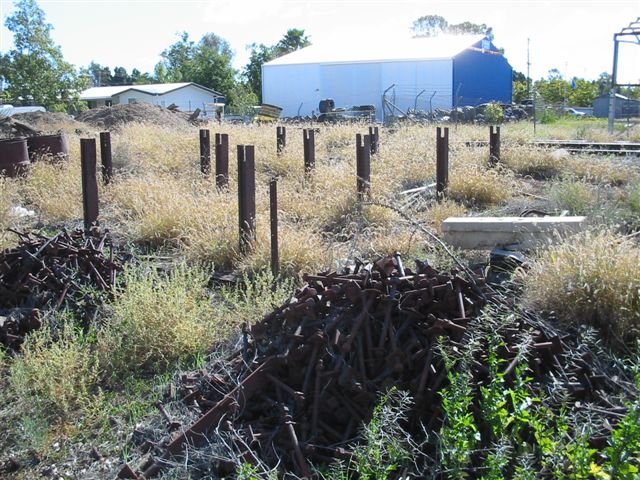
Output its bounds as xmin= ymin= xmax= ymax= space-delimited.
xmin=215 ymin=133 xmax=229 ymax=189
xmin=356 ymin=134 xmax=371 ymax=199
xmin=303 ymin=128 xmax=315 ymax=173
xmin=99 ymin=132 xmax=112 ymax=185
xmin=489 ymin=125 xmax=501 ymax=166
xmin=237 ymin=145 xmax=256 ymax=254
xmin=436 ymin=126 xmax=449 ymax=198
xmin=80 ymin=139 xmax=99 ymax=231
xmin=199 ymin=129 xmax=211 ymax=176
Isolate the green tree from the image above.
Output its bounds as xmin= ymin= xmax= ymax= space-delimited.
xmin=242 ymin=28 xmax=310 ymax=101
xmin=412 ymin=15 xmax=493 ymax=39
xmin=275 ymin=28 xmax=311 ymax=54
xmin=567 ymin=78 xmax=598 ymax=107
xmin=0 ymin=0 xmax=86 ymax=112
xmin=154 ymin=32 xmax=236 ymax=100
xmin=535 ymin=69 xmax=570 ymax=104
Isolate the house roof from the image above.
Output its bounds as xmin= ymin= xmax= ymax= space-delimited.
xmin=80 ymin=82 xmax=224 ymax=101
xmin=264 ymin=34 xmax=491 ymax=67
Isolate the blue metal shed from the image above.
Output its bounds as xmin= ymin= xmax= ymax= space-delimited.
xmin=262 ymin=35 xmax=513 ymax=120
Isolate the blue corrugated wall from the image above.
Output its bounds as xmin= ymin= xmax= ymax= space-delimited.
xmin=452 ymin=40 xmax=512 ymax=106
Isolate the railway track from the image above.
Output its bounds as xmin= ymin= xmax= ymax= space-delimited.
xmin=463 ymin=140 xmax=640 ymax=156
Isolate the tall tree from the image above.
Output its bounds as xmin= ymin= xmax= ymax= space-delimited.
xmin=154 ymin=32 xmax=236 ymax=99
xmin=0 ymin=0 xmax=86 ymax=111
xmin=242 ymin=28 xmax=311 ymax=101
xmin=412 ymin=15 xmax=493 ymax=39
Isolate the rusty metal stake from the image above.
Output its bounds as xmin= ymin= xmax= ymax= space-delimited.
xmin=238 ymin=145 xmax=256 ymax=254
xmin=215 ymin=133 xmax=229 ymax=188
xmin=80 ymin=138 xmax=99 ymax=231
xmin=303 ymin=128 xmax=315 ymax=173
xmin=99 ymin=132 xmax=112 ymax=185
xmin=489 ymin=125 xmax=501 ymax=166
xmin=368 ymin=126 xmax=379 ymax=154
xmin=270 ymin=178 xmax=279 ymax=280
xmin=199 ymin=129 xmax=211 ymax=176
xmin=276 ymin=126 xmax=286 ymax=153
xmin=356 ymin=134 xmax=371 ymax=199
xmin=436 ymin=126 xmax=449 ymax=198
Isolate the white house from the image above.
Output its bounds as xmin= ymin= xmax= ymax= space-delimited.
xmin=80 ymin=82 xmax=225 ymax=116
xmin=262 ymin=35 xmax=512 ymax=121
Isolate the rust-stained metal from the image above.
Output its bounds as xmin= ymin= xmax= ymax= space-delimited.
xmin=237 ymin=145 xmax=256 ymax=254
xmin=276 ymin=126 xmax=286 ymax=153
xmin=80 ymin=138 xmax=99 ymax=231
xmin=356 ymin=134 xmax=371 ymax=199
xmin=215 ymin=133 xmax=229 ymax=188
xmin=436 ymin=126 xmax=449 ymax=197
xmin=99 ymin=132 xmax=113 ymax=185
xmin=368 ymin=126 xmax=379 ymax=154
xmin=270 ymin=178 xmax=279 ymax=279
xmin=303 ymin=128 xmax=315 ymax=173
xmin=199 ymin=129 xmax=211 ymax=176
xmin=489 ymin=125 xmax=501 ymax=165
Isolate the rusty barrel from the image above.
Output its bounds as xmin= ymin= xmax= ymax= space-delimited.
xmin=27 ymin=133 xmax=69 ymax=162
xmin=0 ymin=137 xmax=30 ymax=177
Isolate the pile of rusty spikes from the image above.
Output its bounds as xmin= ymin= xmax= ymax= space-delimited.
xmin=122 ymin=256 xmax=580 ymax=479
xmin=0 ymin=228 xmax=127 ymax=352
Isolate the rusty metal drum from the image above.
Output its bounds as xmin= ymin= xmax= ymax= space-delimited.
xmin=27 ymin=133 xmax=69 ymax=162
xmin=0 ymin=137 xmax=30 ymax=177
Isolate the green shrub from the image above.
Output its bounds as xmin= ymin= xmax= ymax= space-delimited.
xmin=548 ymin=178 xmax=596 ymax=215
xmin=9 ymin=319 xmax=99 ymax=421
xmin=485 ymin=102 xmax=504 ymax=124
xmin=97 ymin=264 xmax=220 ymax=378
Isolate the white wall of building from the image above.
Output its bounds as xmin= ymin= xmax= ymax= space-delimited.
xmin=112 ymin=86 xmax=220 ymax=114
xmin=263 ymin=59 xmax=453 ymax=121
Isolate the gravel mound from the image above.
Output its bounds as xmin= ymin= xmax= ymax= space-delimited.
xmin=12 ymin=111 xmax=84 ymax=133
xmin=76 ymin=103 xmax=192 ymax=130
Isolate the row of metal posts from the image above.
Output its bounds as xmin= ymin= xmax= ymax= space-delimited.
xmin=80 ymin=124 xmax=501 ymax=278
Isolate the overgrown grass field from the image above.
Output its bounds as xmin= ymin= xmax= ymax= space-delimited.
xmin=1 ymin=119 xmax=640 ymax=478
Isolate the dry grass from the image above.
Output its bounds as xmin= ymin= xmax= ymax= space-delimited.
xmin=424 ymin=199 xmax=468 ymax=234
xmin=565 ymin=156 xmax=639 ymax=186
xmin=521 ymin=230 xmax=640 ymax=343
xmin=20 ymin=160 xmax=83 ymax=224
xmin=547 ymin=178 xmax=597 ymax=215
xmin=96 ymin=264 xmax=220 ymax=377
xmin=449 ymin=162 xmax=515 ymax=206
xmin=0 ymin=176 xmax=23 ymax=249
xmin=501 ymin=146 xmax=565 ymax=179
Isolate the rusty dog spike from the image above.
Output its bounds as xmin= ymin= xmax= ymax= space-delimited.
xmin=368 ymin=126 xmax=379 ymax=154
xmin=199 ymin=129 xmax=211 ymax=176
xmin=80 ymin=138 xmax=99 ymax=231
xmin=269 ymin=178 xmax=279 ymax=280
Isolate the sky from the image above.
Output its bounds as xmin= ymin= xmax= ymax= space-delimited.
xmin=0 ymin=0 xmax=639 ymax=84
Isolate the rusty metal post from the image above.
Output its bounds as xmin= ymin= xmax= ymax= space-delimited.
xmin=270 ymin=178 xmax=279 ymax=279
xmin=215 ymin=133 xmax=229 ymax=188
xmin=303 ymin=128 xmax=315 ymax=173
xmin=199 ymin=129 xmax=211 ymax=176
xmin=436 ymin=127 xmax=449 ymax=198
xmin=237 ymin=145 xmax=256 ymax=254
xmin=276 ymin=126 xmax=286 ymax=153
xmin=80 ymin=138 xmax=99 ymax=231
xmin=489 ymin=125 xmax=501 ymax=166
xmin=356 ymin=134 xmax=371 ymax=199
xmin=99 ymin=132 xmax=112 ymax=186
xmin=368 ymin=126 xmax=379 ymax=154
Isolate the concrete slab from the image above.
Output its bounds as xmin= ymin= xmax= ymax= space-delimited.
xmin=442 ymin=216 xmax=586 ymax=249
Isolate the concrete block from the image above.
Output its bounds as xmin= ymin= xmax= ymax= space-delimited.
xmin=441 ymin=216 xmax=587 ymax=250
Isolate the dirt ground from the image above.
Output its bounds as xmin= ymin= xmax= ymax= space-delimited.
xmin=75 ymin=103 xmax=194 ymax=130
